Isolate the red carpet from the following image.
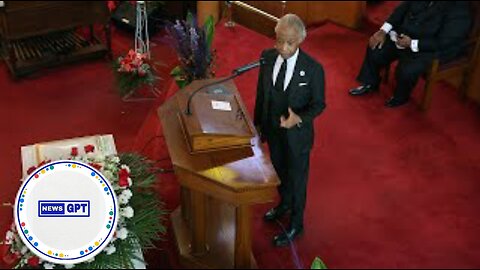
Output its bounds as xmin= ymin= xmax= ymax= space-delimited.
xmin=135 ymin=21 xmax=480 ymax=268
xmin=366 ymin=1 xmax=401 ymax=28
xmin=2 ymin=17 xmax=480 ymax=269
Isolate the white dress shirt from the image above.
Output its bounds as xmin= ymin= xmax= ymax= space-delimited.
xmin=381 ymin=22 xmax=419 ymax=52
xmin=272 ymin=48 xmax=299 ymax=91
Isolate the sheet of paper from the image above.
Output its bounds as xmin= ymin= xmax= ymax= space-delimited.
xmin=211 ymin=100 xmax=232 ymax=111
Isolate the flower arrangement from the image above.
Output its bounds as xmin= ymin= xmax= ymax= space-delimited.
xmin=113 ymin=49 xmax=158 ymax=98
xmin=1 ymin=145 xmax=165 ymax=269
xmin=165 ymin=12 xmax=216 ymax=88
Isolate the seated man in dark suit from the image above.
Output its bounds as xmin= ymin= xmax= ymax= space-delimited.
xmin=349 ymin=1 xmax=471 ymax=107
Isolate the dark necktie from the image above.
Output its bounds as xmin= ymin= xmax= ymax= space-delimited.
xmin=275 ymin=59 xmax=287 ymax=92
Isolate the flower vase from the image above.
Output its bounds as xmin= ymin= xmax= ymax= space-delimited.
xmin=121 ymin=83 xmax=162 ymax=102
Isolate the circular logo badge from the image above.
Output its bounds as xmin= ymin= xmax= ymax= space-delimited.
xmin=14 ymin=160 xmax=118 ymax=265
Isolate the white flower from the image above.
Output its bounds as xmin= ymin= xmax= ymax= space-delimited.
xmin=5 ymin=230 xmax=14 ymax=244
xmin=116 ymin=227 xmax=129 ymax=240
xmin=121 ymin=189 xmax=133 ymax=199
xmin=110 ymin=236 xmax=117 ymax=243
xmin=21 ymin=246 xmax=28 ymax=255
xmin=86 ymin=151 xmax=97 ymax=159
xmin=118 ymin=189 xmax=133 ymax=204
xmin=112 ymin=156 xmax=121 ymax=164
xmin=121 ymin=206 xmax=134 ymax=219
xmin=64 ymin=264 xmax=75 ymax=269
xmin=103 ymin=171 xmax=114 ymax=181
xmin=118 ymin=194 xmax=129 ymax=205
xmin=43 ymin=263 xmax=55 ymax=269
xmin=104 ymin=244 xmax=116 ymax=255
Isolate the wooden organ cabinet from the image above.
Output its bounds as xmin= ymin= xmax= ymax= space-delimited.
xmin=0 ymin=1 xmax=111 ymax=78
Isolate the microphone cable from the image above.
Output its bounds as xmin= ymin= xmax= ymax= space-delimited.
xmin=274 ymin=218 xmax=304 ymax=269
xmin=138 ymin=134 xmax=174 ymax=174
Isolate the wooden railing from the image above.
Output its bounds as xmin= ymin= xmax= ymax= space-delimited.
xmin=228 ymin=1 xmax=366 ymax=37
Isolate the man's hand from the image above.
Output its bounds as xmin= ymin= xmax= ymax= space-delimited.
xmin=369 ymin=30 xmax=387 ymax=50
xmin=396 ymin=34 xmax=412 ymax=48
xmin=280 ymin=108 xmax=302 ymax=129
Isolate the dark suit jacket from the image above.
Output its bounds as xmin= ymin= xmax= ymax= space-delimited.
xmin=254 ymin=48 xmax=326 ymax=155
xmin=387 ymin=1 xmax=471 ymax=62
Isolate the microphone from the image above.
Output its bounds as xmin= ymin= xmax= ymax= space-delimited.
xmin=232 ymin=58 xmax=266 ymax=75
xmin=185 ymin=57 xmax=266 ymax=115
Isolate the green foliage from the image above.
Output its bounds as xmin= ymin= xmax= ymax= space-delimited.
xmin=170 ymin=65 xmax=189 ymax=89
xmin=69 ymin=153 xmax=165 ymax=269
xmin=119 ymin=153 xmax=166 ymax=249
xmin=204 ymin=15 xmax=215 ymax=51
xmin=311 ymin=257 xmax=328 ymax=269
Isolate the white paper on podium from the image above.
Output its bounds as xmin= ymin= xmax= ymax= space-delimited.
xmin=211 ymin=100 xmax=232 ymax=111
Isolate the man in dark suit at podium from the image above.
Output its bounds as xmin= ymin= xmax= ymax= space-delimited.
xmin=254 ymin=14 xmax=326 ymax=247
xmin=349 ymin=1 xmax=471 ymax=107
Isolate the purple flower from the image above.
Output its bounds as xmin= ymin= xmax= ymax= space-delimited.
xmin=164 ymin=13 xmax=215 ymax=84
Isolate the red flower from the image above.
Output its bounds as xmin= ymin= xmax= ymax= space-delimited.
xmin=71 ymin=147 xmax=78 ymax=157
xmin=119 ymin=177 xmax=129 ymax=188
xmin=1 ymin=224 xmax=21 ymax=267
xmin=84 ymin=144 xmax=95 ymax=153
xmin=118 ymin=168 xmax=130 ymax=188
xmin=27 ymin=256 xmax=39 ymax=267
xmin=27 ymin=166 xmax=37 ymax=175
xmin=127 ymin=49 xmax=136 ymax=59
xmin=120 ymin=57 xmax=131 ymax=66
xmin=107 ymin=1 xmax=118 ymax=11
xmin=89 ymin=163 xmax=102 ymax=171
xmin=37 ymin=160 xmax=51 ymax=167
xmin=123 ymin=63 xmax=133 ymax=73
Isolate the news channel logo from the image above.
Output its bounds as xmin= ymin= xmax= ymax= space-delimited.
xmin=14 ymin=160 xmax=118 ymax=265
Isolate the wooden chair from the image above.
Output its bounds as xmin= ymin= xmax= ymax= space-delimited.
xmin=384 ymin=2 xmax=480 ymax=111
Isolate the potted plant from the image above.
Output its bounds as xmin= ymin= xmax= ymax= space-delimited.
xmin=165 ymin=12 xmax=216 ymax=89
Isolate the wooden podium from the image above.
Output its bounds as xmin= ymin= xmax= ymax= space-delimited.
xmin=158 ymin=78 xmax=280 ymax=268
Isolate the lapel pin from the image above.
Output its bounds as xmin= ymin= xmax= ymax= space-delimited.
xmin=300 ymin=71 xmax=305 ymax=76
